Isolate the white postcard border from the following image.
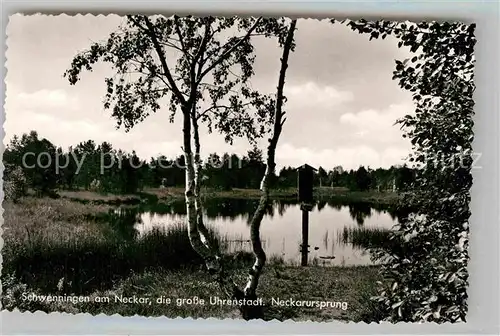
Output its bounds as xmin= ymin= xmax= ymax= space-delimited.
xmin=1 ymin=0 xmax=498 ymax=334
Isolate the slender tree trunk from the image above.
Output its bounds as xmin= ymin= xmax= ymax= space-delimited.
xmin=187 ymin=104 xmax=244 ymax=299
xmin=243 ymin=18 xmax=297 ymax=303
xmin=191 ymin=106 xmax=222 ymax=261
xmin=182 ymin=19 xmax=297 ymax=320
xmin=182 ymin=104 xmax=217 ymax=270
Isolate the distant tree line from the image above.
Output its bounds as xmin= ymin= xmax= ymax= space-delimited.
xmin=3 ymin=130 xmax=415 ymax=197
xmin=278 ymin=164 xmax=414 ymax=192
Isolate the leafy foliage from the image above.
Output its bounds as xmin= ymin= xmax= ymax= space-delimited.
xmin=353 ymin=166 xmax=372 ymax=192
xmin=63 ymin=15 xmax=291 ymax=145
xmin=343 ymin=19 xmax=476 ymax=322
xmin=4 ymin=165 xmax=28 ymax=202
xmin=278 ymin=164 xmax=412 ymax=191
xmin=3 ymin=131 xmax=58 ymax=196
xmin=63 ymin=18 xmax=303 ymax=311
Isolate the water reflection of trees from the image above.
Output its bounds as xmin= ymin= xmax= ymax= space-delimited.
xmin=200 ymin=198 xmax=299 ymax=223
xmin=348 ymin=203 xmax=372 ymax=225
xmin=326 ymin=199 xmax=343 ymax=211
xmin=125 ymin=197 xmax=404 ymax=228
xmin=277 ymin=201 xmax=288 ymax=216
xmin=317 ymin=200 xmax=327 ymax=212
xmin=107 ymin=207 xmax=141 ymax=241
xmin=107 ymin=198 xmax=408 ymax=268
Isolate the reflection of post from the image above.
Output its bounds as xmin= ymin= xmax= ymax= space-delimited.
xmin=301 ymin=206 xmax=309 ymax=266
xmin=297 ymin=163 xmax=316 ymax=267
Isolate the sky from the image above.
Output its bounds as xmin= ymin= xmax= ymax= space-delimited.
xmin=4 ymin=14 xmax=416 ymax=171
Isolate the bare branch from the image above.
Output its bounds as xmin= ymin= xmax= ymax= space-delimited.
xmin=199 ymin=82 xmax=241 ymax=96
xmin=197 ymin=101 xmax=254 ymax=120
xmin=274 ymin=20 xmax=297 ymax=139
xmin=157 ymin=40 xmax=185 ymax=54
xmin=196 ymin=104 xmax=230 ymax=120
xmin=280 ymin=117 xmax=287 ymax=128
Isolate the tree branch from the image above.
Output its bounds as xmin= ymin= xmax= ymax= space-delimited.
xmin=197 ymin=102 xmax=254 ymax=120
xmin=194 ymin=22 xmax=211 ymax=83
xmin=344 ymin=19 xmax=473 ymax=39
xmin=187 ymin=21 xmax=211 ymax=106
xmin=197 ymin=17 xmax=262 ymax=83
xmin=157 ymin=40 xmax=185 ymax=54
xmin=244 ymin=19 xmax=297 ymax=298
xmin=194 ymin=22 xmax=211 ymax=65
xmin=272 ymin=19 xmax=297 ymax=151
xmin=129 ymin=15 xmax=187 ymax=105
xmin=174 ymin=16 xmax=190 ymax=57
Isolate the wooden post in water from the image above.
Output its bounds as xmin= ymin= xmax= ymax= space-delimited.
xmin=301 ymin=204 xmax=310 ymax=266
xmin=297 ymin=164 xmax=316 ymax=266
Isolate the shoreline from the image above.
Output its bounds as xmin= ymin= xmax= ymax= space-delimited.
xmin=2 ymin=195 xmax=387 ymax=322
xmin=58 ymin=187 xmax=401 ymax=206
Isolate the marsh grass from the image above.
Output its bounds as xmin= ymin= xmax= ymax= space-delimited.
xmin=338 ymin=226 xmax=392 ymax=250
xmin=268 ymin=254 xmax=286 ymax=265
xmin=2 ymin=197 xmax=111 ymax=244
xmin=18 ymin=265 xmax=383 ymax=322
xmin=58 ymin=190 xmax=142 ymax=205
xmin=2 ymin=197 xmax=225 ymax=295
xmin=2 ymin=196 xmax=389 ymax=322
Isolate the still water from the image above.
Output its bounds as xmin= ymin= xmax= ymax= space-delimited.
xmin=131 ymin=198 xmax=399 ymax=266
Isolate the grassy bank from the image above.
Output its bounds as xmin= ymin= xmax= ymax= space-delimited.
xmin=3 ymin=264 xmax=384 ymax=322
xmin=2 ymin=197 xmax=224 ymax=294
xmin=59 ymin=187 xmax=400 ymax=205
xmin=2 ymin=196 xmax=386 ymax=322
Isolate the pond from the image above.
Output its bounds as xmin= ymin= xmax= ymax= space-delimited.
xmin=118 ymin=198 xmax=400 ymax=267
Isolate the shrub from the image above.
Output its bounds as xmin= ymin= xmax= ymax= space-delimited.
xmin=346 ymin=20 xmax=475 ymax=322
xmin=4 ymin=166 xmax=28 ymax=202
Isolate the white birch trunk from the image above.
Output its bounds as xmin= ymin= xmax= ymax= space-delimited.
xmin=191 ymin=109 xmax=222 ymax=263
xmin=182 ymin=105 xmax=215 ymax=267
xmin=189 ymin=105 xmax=242 ymax=298
xmin=244 ymin=19 xmax=297 ymax=298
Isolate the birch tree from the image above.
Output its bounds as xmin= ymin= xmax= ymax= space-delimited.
xmin=244 ymin=19 xmax=297 ymax=301
xmin=64 ymin=15 xmax=293 ymax=308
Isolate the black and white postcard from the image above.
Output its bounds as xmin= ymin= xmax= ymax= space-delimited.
xmin=2 ymin=14 xmax=475 ymax=323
